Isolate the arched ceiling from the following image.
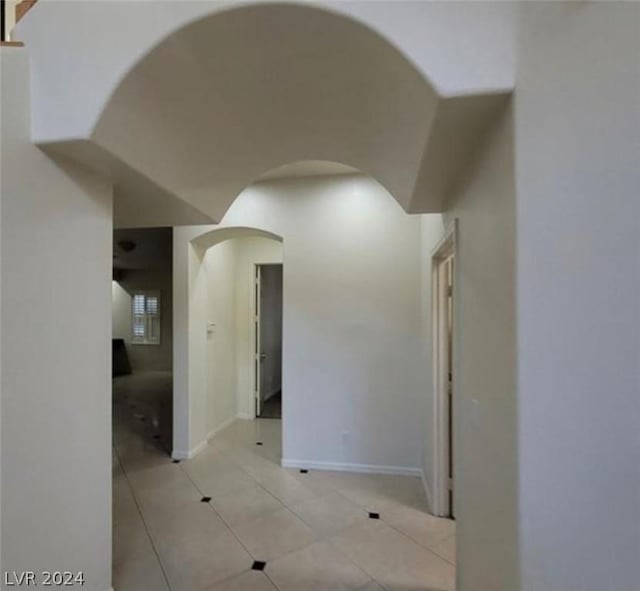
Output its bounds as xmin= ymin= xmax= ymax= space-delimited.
xmin=191 ymin=226 xmax=282 ymax=254
xmin=255 ymin=161 xmax=360 ymax=182
xmin=17 ymin=1 xmax=514 ymax=227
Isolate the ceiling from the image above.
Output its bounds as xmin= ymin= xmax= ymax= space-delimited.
xmin=255 ymin=161 xmax=360 ymax=182
xmin=25 ymin=2 xmax=513 ymax=226
xmin=113 ymin=227 xmax=172 ymax=270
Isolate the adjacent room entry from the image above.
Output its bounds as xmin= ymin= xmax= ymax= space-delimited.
xmin=432 ymin=222 xmax=457 ymax=519
xmin=255 ymin=264 xmax=283 ymax=418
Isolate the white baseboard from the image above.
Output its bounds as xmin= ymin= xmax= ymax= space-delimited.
xmin=281 ymin=458 xmax=422 ymax=477
xmin=207 ymin=415 xmax=236 ymax=441
xmin=421 ymin=469 xmax=433 ymax=513
xmin=236 ymin=411 xmax=253 ymax=420
xmin=172 ymin=438 xmax=207 ymax=460
xmin=171 ymin=416 xmax=236 ymax=460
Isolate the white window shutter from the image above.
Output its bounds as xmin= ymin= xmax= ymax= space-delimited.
xmin=131 ymin=291 xmax=161 ymax=345
xmin=146 ymin=293 xmax=161 ymax=344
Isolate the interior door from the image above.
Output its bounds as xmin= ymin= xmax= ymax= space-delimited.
xmin=256 ymin=264 xmax=283 ymax=416
xmin=446 ymin=255 xmax=455 ymax=518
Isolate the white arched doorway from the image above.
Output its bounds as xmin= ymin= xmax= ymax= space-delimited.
xmin=173 ymin=226 xmax=284 ymax=459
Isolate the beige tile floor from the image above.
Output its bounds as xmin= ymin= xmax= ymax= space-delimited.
xmin=113 ymin=373 xmax=456 ymax=591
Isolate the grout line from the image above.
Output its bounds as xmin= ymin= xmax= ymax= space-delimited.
xmin=289 ymin=465 xmax=456 ymax=573
xmin=181 ymin=434 xmax=376 ymax=590
xmin=296 ymin=484 xmax=452 ymax=588
xmin=373 ymin=507 xmax=458 ymax=571
xmin=113 ymin=443 xmax=174 ymax=591
xmin=427 ymin=533 xmax=457 ymax=566
xmin=116 ymin=410 xmax=449 ymax=591
xmin=177 ymin=440 xmax=290 ymax=590
xmin=178 ymin=430 xmax=344 ymax=590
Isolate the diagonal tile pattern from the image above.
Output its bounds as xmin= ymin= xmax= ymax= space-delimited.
xmin=113 ymin=372 xmax=456 ymax=591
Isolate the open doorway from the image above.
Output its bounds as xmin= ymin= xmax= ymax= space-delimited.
xmin=432 ymin=222 xmax=457 ymax=519
xmin=173 ymin=228 xmax=284 ymax=460
xmin=255 ymin=263 xmax=283 ymax=419
xmin=111 ymin=227 xmax=174 ymax=452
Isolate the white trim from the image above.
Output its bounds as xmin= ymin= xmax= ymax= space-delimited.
xmin=172 ymin=416 xmax=237 ymax=459
xmin=131 ymin=289 xmax=161 ymax=345
xmin=253 ymin=263 xmax=262 ymax=419
xmin=236 ymin=411 xmax=253 ymax=420
xmin=431 ymin=220 xmax=457 ymax=258
xmin=421 ymin=470 xmax=434 ymax=513
xmin=207 ymin=415 xmax=236 ymax=441
xmin=431 ymin=219 xmax=458 ymax=517
xmin=171 ymin=439 xmax=206 ymax=460
xmin=281 ymin=458 xmax=422 ymax=477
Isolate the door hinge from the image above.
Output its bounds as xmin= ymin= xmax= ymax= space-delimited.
xmin=447 ymin=285 xmax=453 ymax=297
xmin=448 ymin=477 xmax=454 ymax=491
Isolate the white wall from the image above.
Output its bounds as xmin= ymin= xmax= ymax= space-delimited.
xmin=416 ymin=104 xmax=517 ymax=591
xmin=112 ymin=280 xmax=131 ymax=342
xmin=1 ymin=50 xmax=113 ymax=590
xmin=448 ymin=105 xmax=517 ymax=590
xmin=210 ymin=175 xmax=426 ymax=472
xmin=419 ymin=214 xmax=446 ymax=498
xmin=188 ymin=241 xmax=209 ymax=454
xmin=203 ymin=240 xmax=238 ymax=435
xmin=515 ymin=4 xmax=640 ymax=590
xmin=173 ymin=226 xmax=207 ymax=457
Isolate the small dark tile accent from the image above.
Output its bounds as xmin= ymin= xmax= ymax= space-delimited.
xmin=368 ymin=512 xmax=380 ymax=520
xmin=251 ymin=561 xmax=266 ymax=571
xmin=172 ymin=460 xmax=181 ymax=464
xmin=201 ymin=496 xmax=212 ymax=503
xmin=256 ymin=442 xmax=263 ymax=446
xmin=299 ymin=469 xmax=309 ymax=474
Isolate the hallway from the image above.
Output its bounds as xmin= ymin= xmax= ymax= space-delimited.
xmin=113 ymin=375 xmax=456 ymax=591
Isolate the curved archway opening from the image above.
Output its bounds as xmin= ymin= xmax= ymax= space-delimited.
xmin=92 ymin=1 xmax=445 ymax=226
xmin=173 ymin=225 xmax=284 ymax=459
xmin=192 ymin=226 xmax=283 ymax=254
xmin=172 ymin=159 xmax=435 ymax=478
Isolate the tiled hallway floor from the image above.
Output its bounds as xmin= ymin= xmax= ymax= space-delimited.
xmin=113 ymin=373 xmax=456 ymax=591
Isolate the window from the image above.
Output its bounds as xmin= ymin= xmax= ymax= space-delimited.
xmin=131 ymin=291 xmax=161 ymax=345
